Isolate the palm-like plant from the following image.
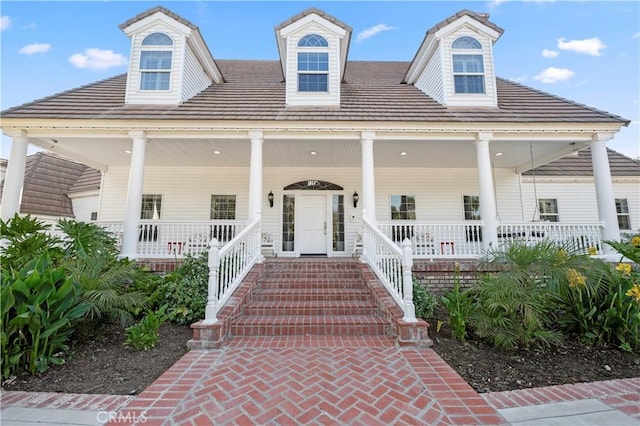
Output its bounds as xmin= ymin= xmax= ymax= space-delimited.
xmin=471 ymin=240 xmax=592 ymax=350
xmin=0 ymin=214 xmax=63 ymax=271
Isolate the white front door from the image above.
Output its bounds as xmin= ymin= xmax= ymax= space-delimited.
xmin=299 ymin=195 xmax=327 ymax=254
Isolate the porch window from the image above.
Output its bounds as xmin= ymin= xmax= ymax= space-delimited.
xmin=210 ymin=195 xmax=236 ymax=220
xmin=282 ymin=195 xmax=295 ymax=252
xmin=140 ymin=32 xmax=173 ymax=91
xmin=390 ymin=195 xmax=416 ymax=220
xmin=90 ymin=212 xmax=98 ymax=221
xmin=332 ymin=195 xmax=345 ymax=251
xmin=463 ymin=195 xmax=481 ymax=220
xmin=140 ymin=194 xmax=161 ymax=242
xmin=538 ymin=198 xmax=559 ymax=222
xmin=141 ymin=194 xmax=162 ymax=219
xmin=616 ymin=199 xmax=631 ymax=230
xmin=452 ymin=36 xmax=485 ymax=94
xmin=298 ymin=34 xmax=328 ymax=92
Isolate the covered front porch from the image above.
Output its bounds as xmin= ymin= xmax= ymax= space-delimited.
xmin=0 ymin=123 xmax=624 ymax=324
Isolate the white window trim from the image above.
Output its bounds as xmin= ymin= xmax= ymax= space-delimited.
xmin=139 ymin=33 xmax=174 ymax=92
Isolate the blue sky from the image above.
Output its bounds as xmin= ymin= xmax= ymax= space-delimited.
xmin=1 ymin=0 xmax=638 ymax=159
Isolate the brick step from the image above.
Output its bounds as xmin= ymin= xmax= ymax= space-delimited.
xmin=243 ymin=300 xmax=378 ymax=316
xmin=260 ymin=271 xmax=362 ymax=279
xmin=262 ymin=262 xmax=361 ymax=273
xmin=231 ymin=315 xmax=388 ymax=337
xmin=251 ymin=288 xmax=371 ymax=302
xmin=256 ymin=278 xmax=366 ymax=290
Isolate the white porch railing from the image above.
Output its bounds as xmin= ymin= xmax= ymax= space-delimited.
xmin=204 ymin=219 xmax=262 ymax=324
xmin=379 ymin=221 xmax=604 ymax=257
xmin=96 ymin=220 xmax=246 ymax=258
xmin=497 ymin=222 xmax=604 ymax=255
xmin=362 ymin=218 xmax=416 ymax=322
xmin=378 ymin=222 xmax=484 ymax=258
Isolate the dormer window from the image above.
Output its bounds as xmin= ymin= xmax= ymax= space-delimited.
xmin=452 ymin=36 xmax=485 ymax=94
xmin=297 ymin=34 xmax=329 ymax=92
xmin=140 ymin=32 xmax=173 ymax=91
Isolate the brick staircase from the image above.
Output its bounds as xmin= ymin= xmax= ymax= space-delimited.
xmin=231 ymin=258 xmax=388 ymax=337
xmin=189 ymin=258 xmax=432 ymax=348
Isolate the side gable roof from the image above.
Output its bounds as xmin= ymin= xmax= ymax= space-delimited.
xmin=524 ymin=147 xmax=640 ymax=177
xmin=0 ymin=61 xmax=628 ymax=125
xmin=0 ymin=152 xmax=101 ymax=217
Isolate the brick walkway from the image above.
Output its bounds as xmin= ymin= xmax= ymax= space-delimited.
xmin=102 ymin=337 xmax=505 ymax=425
xmin=2 ymin=340 xmax=637 ymax=425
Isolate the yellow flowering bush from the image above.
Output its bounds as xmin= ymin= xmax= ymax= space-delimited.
xmin=632 ymin=236 xmax=640 ymax=248
xmin=566 ymin=268 xmax=586 ymax=288
xmin=616 ymin=263 xmax=632 ymax=276
xmin=626 ymin=284 xmax=640 ymax=303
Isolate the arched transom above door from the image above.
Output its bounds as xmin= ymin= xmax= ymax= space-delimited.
xmin=284 ymin=180 xmax=343 ymax=191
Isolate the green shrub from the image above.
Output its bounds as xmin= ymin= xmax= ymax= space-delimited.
xmin=440 ymin=281 xmax=472 ymax=341
xmin=125 ymin=305 xmax=169 ymax=351
xmin=469 ymin=241 xmax=579 ymax=350
xmin=553 ymin=235 xmax=640 ymax=351
xmin=412 ymin=277 xmax=438 ymax=320
xmin=152 ymin=252 xmax=208 ymax=325
xmin=1 ymin=254 xmax=89 ymax=379
xmin=0 ymin=214 xmax=63 ymax=271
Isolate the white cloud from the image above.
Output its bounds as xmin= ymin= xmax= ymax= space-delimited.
xmin=633 ymin=32 xmax=640 ymax=39
xmin=510 ymin=75 xmax=528 ymax=83
xmin=18 ymin=43 xmax=51 ymax=55
xmin=557 ymin=37 xmax=606 ymax=56
xmin=68 ymin=48 xmax=127 ymax=71
xmin=0 ymin=16 xmax=11 ymax=31
xmin=541 ymin=49 xmax=559 ymax=58
xmin=534 ymin=67 xmax=575 ymax=83
xmin=356 ymin=24 xmax=394 ymax=43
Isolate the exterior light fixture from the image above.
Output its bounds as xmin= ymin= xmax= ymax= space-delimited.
xmin=213 ymin=150 xmax=221 ymax=155
xmin=400 ymin=152 xmax=407 ymax=156
xmin=495 ymin=152 xmax=503 ymax=156
xmin=352 ymin=191 xmax=359 ymax=208
xmin=268 ymin=191 xmax=274 ymax=208
xmin=310 ymin=151 xmax=317 ymax=155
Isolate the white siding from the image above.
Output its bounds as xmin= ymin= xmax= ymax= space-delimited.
xmin=415 ymin=48 xmax=445 ymax=104
xmin=126 ymin=27 xmax=186 ymax=105
xmin=374 ymin=168 xmax=522 ymax=222
xmin=99 ymin=166 xmax=529 ymax=253
xmin=285 ymin=23 xmax=341 ymax=106
xmin=71 ymin=195 xmax=99 ymax=222
xmin=181 ymin=44 xmax=211 ymax=102
xmin=440 ymin=28 xmax=497 ymax=107
xmin=521 ymin=178 xmax=640 ymax=232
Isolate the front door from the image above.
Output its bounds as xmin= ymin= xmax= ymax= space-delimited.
xmin=299 ymin=195 xmax=327 ymax=254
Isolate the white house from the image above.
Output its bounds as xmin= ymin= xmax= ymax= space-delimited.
xmin=1 ymin=6 xmax=629 ymax=262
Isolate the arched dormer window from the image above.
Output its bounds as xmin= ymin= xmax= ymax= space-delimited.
xmin=140 ymin=32 xmax=173 ymax=90
xmin=297 ymin=34 xmax=328 ymax=92
xmin=451 ymin=36 xmax=485 ymax=94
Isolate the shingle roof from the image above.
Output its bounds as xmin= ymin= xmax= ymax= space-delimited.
xmin=524 ymin=148 xmax=640 ymax=177
xmin=424 ymin=9 xmax=504 ymax=37
xmin=0 ymin=60 xmax=628 ymax=125
xmin=119 ymin=5 xmax=197 ymax=31
xmin=0 ymin=152 xmax=101 ymax=217
xmin=274 ymin=7 xmax=352 ymax=32
xmin=68 ymin=167 xmax=102 ymax=193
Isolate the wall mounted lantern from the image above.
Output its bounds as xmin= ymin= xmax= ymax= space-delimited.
xmin=352 ymin=191 xmax=359 ymax=208
xmin=268 ymin=191 xmax=274 ymax=208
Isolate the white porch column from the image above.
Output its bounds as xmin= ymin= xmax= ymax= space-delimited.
xmin=248 ymin=131 xmax=263 ymax=222
xmin=361 ymin=131 xmax=376 ymax=223
xmin=475 ymin=133 xmax=498 ymax=249
xmin=0 ymin=132 xmax=30 ymax=221
xmin=120 ymin=131 xmax=147 ymax=259
xmin=591 ymin=133 xmax=620 ymax=253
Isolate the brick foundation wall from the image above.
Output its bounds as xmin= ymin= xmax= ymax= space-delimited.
xmin=412 ymin=259 xmax=501 ymax=295
xmin=137 ymin=258 xmax=184 ymax=274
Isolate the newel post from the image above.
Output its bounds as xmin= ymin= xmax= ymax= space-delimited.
xmin=402 ymin=238 xmax=417 ymax=323
xmin=203 ymin=238 xmax=221 ymax=325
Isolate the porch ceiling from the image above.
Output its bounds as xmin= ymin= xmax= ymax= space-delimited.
xmin=32 ymin=136 xmax=591 ymax=171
